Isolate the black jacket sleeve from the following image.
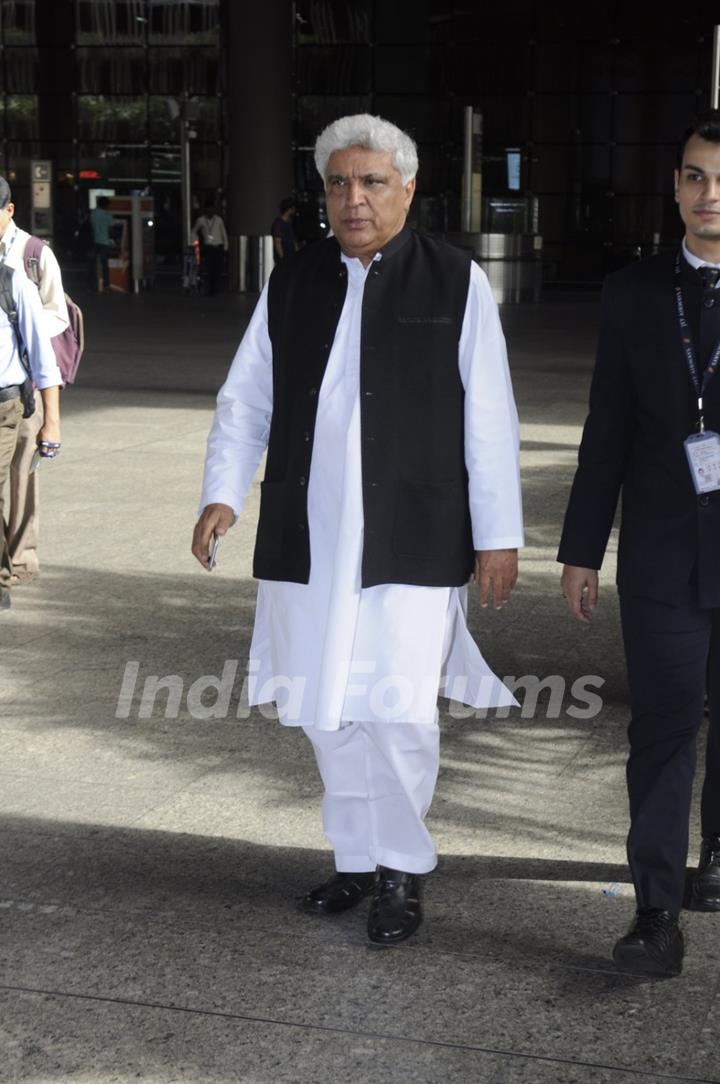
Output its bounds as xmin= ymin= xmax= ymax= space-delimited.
xmin=557 ymin=278 xmax=636 ymax=569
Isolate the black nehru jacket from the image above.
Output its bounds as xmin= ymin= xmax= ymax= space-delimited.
xmin=558 ymin=251 xmax=720 ymax=608
xmin=252 ymin=226 xmax=475 ymax=588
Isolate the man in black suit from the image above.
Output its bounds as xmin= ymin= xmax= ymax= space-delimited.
xmin=559 ymin=112 xmax=720 ymax=976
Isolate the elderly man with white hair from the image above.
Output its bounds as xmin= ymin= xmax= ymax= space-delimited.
xmin=192 ymin=114 xmax=523 ymax=944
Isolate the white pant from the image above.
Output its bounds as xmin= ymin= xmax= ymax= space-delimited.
xmin=303 ymin=721 xmax=440 ymax=875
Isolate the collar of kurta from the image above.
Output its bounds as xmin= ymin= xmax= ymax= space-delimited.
xmin=333 ymin=223 xmax=413 ymax=267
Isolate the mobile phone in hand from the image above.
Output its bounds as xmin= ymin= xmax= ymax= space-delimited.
xmin=207 ymin=534 xmax=221 ymax=571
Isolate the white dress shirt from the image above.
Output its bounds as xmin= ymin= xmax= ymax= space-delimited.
xmin=200 ymin=256 xmax=524 ymax=729
xmin=192 ymin=214 xmax=229 ymax=250
xmin=682 ymin=237 xmax=720 ymax=281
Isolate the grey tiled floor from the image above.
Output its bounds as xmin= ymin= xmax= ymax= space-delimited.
xmin=1 ymin=285 xmax=717 ymax=1083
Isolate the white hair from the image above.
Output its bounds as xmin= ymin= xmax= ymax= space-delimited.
xmin=314 ymin=114 xmax=419 ymax=184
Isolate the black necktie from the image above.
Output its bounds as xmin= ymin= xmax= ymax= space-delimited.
xmin=698 ymin=265 xmax=720 ymax=290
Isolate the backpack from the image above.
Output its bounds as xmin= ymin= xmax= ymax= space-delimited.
xmin=24 ymin=236 xmax=85 ymax=384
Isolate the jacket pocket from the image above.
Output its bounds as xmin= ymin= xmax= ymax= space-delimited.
xmin=255 ymin=480 xmax=285 ymax=559
xmin=392 ymin=479 xmax=467 ymax=560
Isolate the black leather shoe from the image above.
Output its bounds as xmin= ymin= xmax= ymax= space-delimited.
xmin=302 ymin=871 xmax=377 ymax=914
xmin=367 ymin=866 xmax=422 ymax=945
xmin=690 ymin=835 xmax=720 ymax=911
xmin=612 ymin=909 xmax=684 ymax=976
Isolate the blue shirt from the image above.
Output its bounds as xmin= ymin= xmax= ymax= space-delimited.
xmin=91 ymin=207 xmax=115 ymax=246
xmin=0 ymin=266 xmax=62 ymax=389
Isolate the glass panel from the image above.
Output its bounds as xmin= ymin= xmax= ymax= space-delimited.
xmin=192 ymin=97 xmax=220 ymax=140
xmin=295 ymin=0 xmax=371 ymax=44
xmin=190 ymin=142 xmax=221 ymax=189
xmin=148 ymin=46 xmax=222 ymax=94
xmin=150 ymin=144 xmax=180 ymax=183
xmin=148 ymin=95 xmax=176 ymax=141
xmin=148 ymin=0 xmax=220 ymax=45
xmin=376 ymin=0 xmax=429 ymax=44
xmin=375 ymin=46 xmax=442 ymax=95
xmin=76 ymin=47 xmax=146 ymax=94
xmin=6 ymin=94 xmax=38 ymax=139
xmin=148 ymin=95 xmax=219 ymax=141
xmin=296 ymin=46 xmax=371 ymax=95
xmin=76 ymin=0 xmax=148 ymax=45
xmin=296 ymin=95 xmax=371 ymax=146
xmin=6 ymin=139 xmax=42 ymax=185
xmin=373 ymin=95 xmax=449 ymax=143
xmin=77 ymin=95 xmax=148 ymax=141
xmin=295 ymin=148 xmax=323 ymax=193
xmin=2 ymin=0 xmax=35 ymax=44
xmin=4 ymin=47 xmax=38 ymax=92
xmin=79 ymin=141 xmax=149 ymax=184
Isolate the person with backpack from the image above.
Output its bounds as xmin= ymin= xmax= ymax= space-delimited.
xmin=0 ymin=187 xmax=62 ymax=611
xmin=0 ymin=176 xmax=70 ymax=585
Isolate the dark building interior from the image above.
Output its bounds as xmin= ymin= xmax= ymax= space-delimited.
xmin=1 ymin=0 xmax=718 ymax=283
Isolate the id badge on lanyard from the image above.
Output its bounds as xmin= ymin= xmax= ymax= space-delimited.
xmin=675 ymin=252 xmax=720 ymax=494
xmin=684 ymin=431 xmax=720 ymax=493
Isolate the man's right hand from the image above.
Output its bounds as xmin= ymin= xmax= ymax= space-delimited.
xmin=192 ymin=503 xmax=235 ymax=569
xmin=561 ymin=564 xmax=599 ymax=624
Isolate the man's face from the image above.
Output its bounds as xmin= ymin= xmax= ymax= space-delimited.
xmin=675 ymin=134 xmax=720 ymax=247
xmin=0 ymin=201 xmax=15 ymax=239
xmin=325 ymin=146 xmax=415 ymax=264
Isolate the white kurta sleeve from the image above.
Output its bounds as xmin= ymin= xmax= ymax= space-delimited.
xmin=199 ymin=284 xmax=273 ymax=518
xmin=458 ymin=261 xmax=524 ymax=550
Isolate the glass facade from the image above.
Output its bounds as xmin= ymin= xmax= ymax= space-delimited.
xmin=292 ymin=0 xmax=717 ymax=281
xmin=0 ymin=0 xmax=226 ymax=262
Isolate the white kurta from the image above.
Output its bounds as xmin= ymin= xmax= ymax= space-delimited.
xmin=200 ymin=253 xmax=524 ymax=730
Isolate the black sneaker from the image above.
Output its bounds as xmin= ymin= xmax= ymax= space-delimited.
xmin=690 ymin=835 xmax=720 ymax=911
xmin=613 ymin=909 xmax=684 ymax=976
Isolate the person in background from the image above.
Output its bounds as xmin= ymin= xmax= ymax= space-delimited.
xmin=0 ymin=231 xmax=62 ymax=611
xmin=192 ymin=202 xmax=228 ymax=295
xmin=90 ymin=196 xmax=117 ymax=294
xmin=0 ymin=176 xmax=70 ymax=585
xmin=271 ymin=197 xmax=298 ymax=261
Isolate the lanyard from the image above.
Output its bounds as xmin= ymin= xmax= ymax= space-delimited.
xmin=675 ymin=251 xmax=720 ymax=432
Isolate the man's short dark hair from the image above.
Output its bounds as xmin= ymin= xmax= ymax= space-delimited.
xmin=96 ymin=195 xmax=110 ymax=209
xmin=280 ymin=197 xmax=296 ymax=214
xmin=0 ymin=176 xmax=12 ymax=209
xmin=677 ymin=110 xmax=720 ymax=169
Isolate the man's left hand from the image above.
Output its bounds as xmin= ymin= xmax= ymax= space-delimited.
xmin=473 ymin=549 xmax=518 ymax=609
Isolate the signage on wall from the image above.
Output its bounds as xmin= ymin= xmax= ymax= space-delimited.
xmin=30 ymin=159 xmax=53 ymax=238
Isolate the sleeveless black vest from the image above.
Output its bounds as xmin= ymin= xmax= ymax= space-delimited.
xmin=253 ymin=226 xmax=474 ymax=588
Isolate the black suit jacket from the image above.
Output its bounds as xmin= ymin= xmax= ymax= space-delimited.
xmin=558 ymin=251 xmax=720 ymax=608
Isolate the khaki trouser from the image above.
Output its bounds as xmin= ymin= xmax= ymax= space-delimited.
xmin=7 ymin=391 xmax=42 ymax=578
xmin=0 ymin=396 xmax=24 ymax=590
